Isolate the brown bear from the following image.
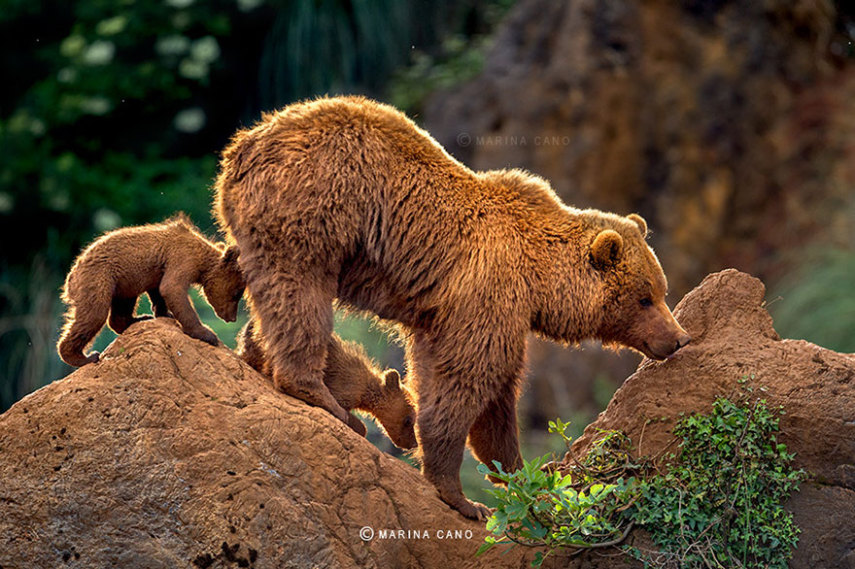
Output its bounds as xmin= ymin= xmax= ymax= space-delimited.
xmin=213 ymin=96 xmax=690 ymax=520
xmin=237 ymin=320 xmax=417 ymax=450
xmin=58 ymin=214 xmax=245 ymax=367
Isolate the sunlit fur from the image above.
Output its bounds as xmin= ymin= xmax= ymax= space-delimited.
xmin=213 ymin=96 xmax=688 ymax=519
xmin=237 ymin=321 xmax=417 ymax=449
xmin=57 ymin=215 xmax=245 ymax=367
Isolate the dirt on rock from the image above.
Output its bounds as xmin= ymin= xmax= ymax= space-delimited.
xmin=567 ymin=269 xmax=855 ymax=569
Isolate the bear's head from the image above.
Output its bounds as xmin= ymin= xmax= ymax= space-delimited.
xmin=589 ymin=214 xmax=690 ymax=360
xmin=203 ymin=244 xmax=246 ymax=323
xmin=372 ymin=369 xmax=418 ymax=450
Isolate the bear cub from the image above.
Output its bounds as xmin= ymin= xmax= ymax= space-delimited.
xmin=237 ymin=320 xmax=417 ymax=450
xmin=58 ymin=214 xmax=245 ymax=367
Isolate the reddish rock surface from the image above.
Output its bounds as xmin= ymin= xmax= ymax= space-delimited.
xmin=0 ymin=319 xmax=509 ymax=569
xmin=568 ymin=269 xmax=855 ymax=568
xmin=1 ymin=270 xmax=852 ymax=568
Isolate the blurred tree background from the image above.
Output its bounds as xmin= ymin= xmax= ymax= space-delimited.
xmin=2 ymin=0 xmax=854 ymax=504
xmin=0 ymin=0 xmax=512 ymax=412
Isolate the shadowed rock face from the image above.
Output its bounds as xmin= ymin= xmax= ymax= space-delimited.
xmin=1 ymin=271 xmax=852 ymax=568
xmin=568 ymin=269 xmax=855 ymax=569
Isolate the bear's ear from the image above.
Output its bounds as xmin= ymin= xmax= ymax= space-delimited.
xmin=383 ymin=369 xmax=401 ymax=390
xmin=222 ymin=245 xmax=240 ymax=266
xmin=590 ymin=230 xmax=624 ymax=269
xmin=627 ymin=214 xmax=647 ymax=238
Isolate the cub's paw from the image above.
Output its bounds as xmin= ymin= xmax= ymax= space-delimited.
xmin=86 ymin=351 xmax=101 ymax=364
xmin=346 ymin=413 xmax=367 ymax=437
xmin=190 ymin=327 xmax=220 ymax=346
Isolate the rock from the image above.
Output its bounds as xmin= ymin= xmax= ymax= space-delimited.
xmin=567 ymin=269 xmax=855 ymax=568
xmin=2 ymin=270 xmax=852 ymax=567
xmin=0 ymin=318 xmax=510 ymax=569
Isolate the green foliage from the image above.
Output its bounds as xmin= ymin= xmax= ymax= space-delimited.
xmin=387 ymin=0 xmax=515 ymax=114
xmin=478 ymin=391 xmax=804 ymax=568
xmin=0 ymin=0 xmax=249 ymax=409
xmin=477 ymin=420 xmax=644 ymax=566
xmin=770 ymin=247 xmax=855 ymax=353
xmin=628 ymin=396 xmax=804 ymax=569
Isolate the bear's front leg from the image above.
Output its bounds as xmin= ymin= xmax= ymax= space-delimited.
xmin=159 ymin=275 xmax=219 ymax=346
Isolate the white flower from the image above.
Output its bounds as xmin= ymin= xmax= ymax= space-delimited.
xmin=174 ymin=107 xmax=206 ymax=133
xmin=156 ymin=35 xmax=191 ymax=57
xmin=82 ymin=40 xmax=115 ymax=65
xmin=191 ymin=36 xmax=220 ymax=63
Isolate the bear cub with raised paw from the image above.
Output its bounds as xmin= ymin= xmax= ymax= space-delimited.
xmin=58 ymin=214 xmax=245 ymax=367
xmin=237 ymin=320 xmax=417 ymax=450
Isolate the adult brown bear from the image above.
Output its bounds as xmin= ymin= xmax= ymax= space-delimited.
xmin=214 ymin=96 xmax=689 ymax=519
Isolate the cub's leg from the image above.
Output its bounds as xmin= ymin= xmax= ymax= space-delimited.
xmin=57 ymin=294 xmax=111 ymax=367
xmin=159 ymin=272 xmax=218 ymax=346
xmin=147 ymin=289 xmax=171 ymax=318
xmin=108 ymin=296 xmax=151 ymax=333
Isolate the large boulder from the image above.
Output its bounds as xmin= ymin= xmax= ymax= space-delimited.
xmin=568 ymin=269 xmax=855 ymax=568
xmin=0 ymin=319 xmax=508 ymax=569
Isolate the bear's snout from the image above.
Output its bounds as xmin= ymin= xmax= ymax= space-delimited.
xmin=666 ymin=332 xmax=691 ymax=358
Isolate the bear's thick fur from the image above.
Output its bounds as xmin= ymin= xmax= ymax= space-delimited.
xmin=214 ymin=96 xmax=689 ymax=519
xmin=237 ymin=321 xmax=417 ymax=450
xmin=58 ymin=215 xmax=245 ymax=367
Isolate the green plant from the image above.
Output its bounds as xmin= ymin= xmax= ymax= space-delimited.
xmin=477 ymin=390 xmax=804 ymax=568
xmin=628 ymin=396 xmax=804 ymax=569
xmin=476 ymin=420 xmax=645 ymax=566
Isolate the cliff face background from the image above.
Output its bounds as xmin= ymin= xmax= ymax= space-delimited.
xmin=423 ymin=0 xmax=855 ymax=427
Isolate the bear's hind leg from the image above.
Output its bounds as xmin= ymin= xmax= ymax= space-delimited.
xmin=109 ymin=296 xmax=151 ymax=333
xmin=467 ymin=380 xmax=524 ymax=482
xmin=247 ymin=261 xmax=355 ymax=432
xmin=57 ymin=300 xmax=109 ymax=367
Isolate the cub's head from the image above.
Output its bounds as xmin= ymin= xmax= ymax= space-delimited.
xmin=590 ymin=214 xmax=690 ymax=360
xmin=203 ymin=244 xmax=245 ymax=323
xmin=373 ymin=370 xmax=418 ymax=450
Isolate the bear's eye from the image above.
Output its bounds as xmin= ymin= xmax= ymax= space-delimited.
xmin=639 ymin=298 xmax=653 ymax=308
xmin=403 ymin=416 xmax=414 ymax=429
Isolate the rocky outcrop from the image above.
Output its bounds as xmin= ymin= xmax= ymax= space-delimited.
xmin=0 ymin=319 xmax=511 ymax=569
xmin=1 ymin=270 xmax=852 ymax=568
xmin=568 ymin=270 xmax=855 ymax=568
